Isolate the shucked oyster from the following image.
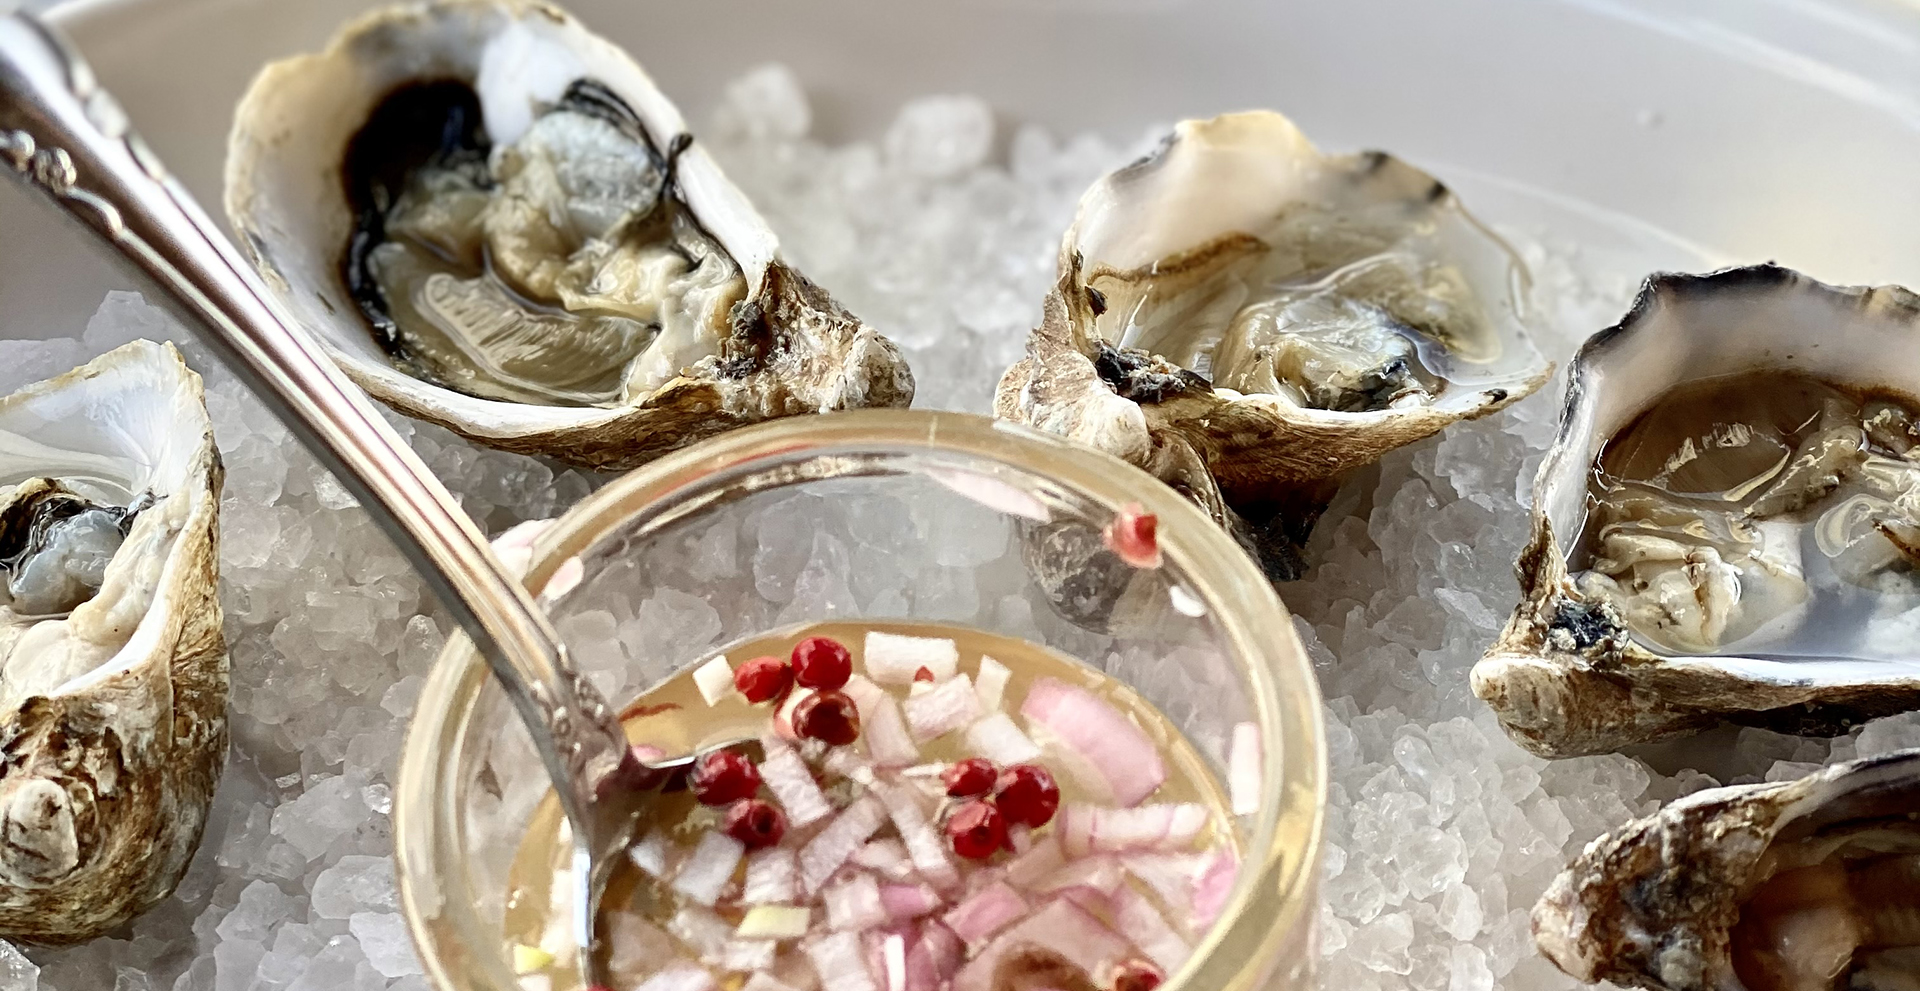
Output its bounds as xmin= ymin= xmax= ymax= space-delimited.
xmin=1475 ymin=266 xmax=1920 ymax=759
xmin=225 ymin=0 xmax=913 ymax=470
xmin=1535 ymin=748 xmax=1920 ymax=991
xmin=996 ymin=111 xmax=1550 ymax=578
xmin=0 ymin=341 xmax=226 ymax=942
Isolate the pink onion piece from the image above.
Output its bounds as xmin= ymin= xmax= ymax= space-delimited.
xmin=1228 ymin=721 xmax=1261 ymax=817
xmin=760 ymin=737 xmax=833 ymax=828
xmin=806 ymin=931 xmax=878 ymax=991
xmin=878 ymin=783 xmax=961 ymax=892
xmin=1056 ymin=804 xmax=1208 ymax=855
xmin=941 ymin=881 xmax=1030 ymax=948
xmin=852 ymin=839 xmax=914 ymax=880
xmin=1030 ymin=856 xmax=1125 ymax=898
xmin=1121 ymin=854 xmax=1205 ymax=914
xmin=1003 ymin=835 xmax=1066 ymax=891
xmin=801 ymin=796 xmax=889 ymax=894
xmin=952 ymin=899 xmax=1130 ymax=991
xmin=825 ymin=874 xmax=888 ymax=932
xmin=637 ymin=961 xmax=717 ymax=991
xmin=882 ymin=933 xmax=908 ymax=991
xmin=864 ymin=632 xmax=959 ymax=685
xmin=742 ymin=848 xmax=800 ymax=906
xmin=880 ymin=883 xmax=944 ymax=921
xmin=671 ymin=832 xmax=746 ymax=907
xmin=964 ymin=712 xmax=1042 ymax=766
xmin=1191 ymin=849 xmax=1238 ymax=928
xmin=905 ymin=922 xmax=964 ymax=991
xmin=842 ymin=674 xmax=888 ymax=717
xmin=865 ymin=696 xmax=919 ymax=767
xmin=902 ymin=674 xmax=983 ymax=742
xmin=1108 ymin=884 xmax=1191 ymax=972
xmin=1020 ymin=679 xmax=1165 ymax=807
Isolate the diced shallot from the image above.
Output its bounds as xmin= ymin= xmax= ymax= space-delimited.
xmin=628 ymin=829 xmax=674 ymax=879
xmin=693 ymin=655 xmax=736 ymax=706
xmin=1121 ymin=854 xmax=1205 ymax=912
xmin=902 ymin=675 xmax=982 ymax=742
xmin=1030 ymin=856 xmax=1125 ymax=898
xmin=883 ymin=933 xmax=908 ymax=991
xmin=952 ymin=899 xmax=1129 ymax=991
xmin=637 ymin=962 xmax=717 ymax=991
xmin=1192 ymin=849 xmax=1238 ymax=927
xmin=672 ymin=831 xmax=746 ymax=906
xmin=825 ymin=873 xmax=889 ymax=932
xmin=1228 ymin=722 xmax=1261 ymax=817
xmin=963 ymin=712 xmax=1041 ymax=766
xmin=722 ymin=940 xmax=779 ymax=973
xmin=905 ymin=921 xmax=963 ymax=991
xmin=877 ymin=783 xmax=961 ymax=891
xmin=1021 ymin=678 xmax=1166 ymax=807
xmin=841 ymin=674 xmax=888 ymax=717
xmin=973 ymin=655 xmax=1011 ymax=711
xmin=880 ymin=883 xmax=943 ymax=921
xmin=737 ymin=905 xmax=812 ymax=940
xmin=851 ymin=838 xmax=913 ymax=879
xmin=806 ymin=931 xmax=879 ymax=991
xmin=941 ymin=881 xmax=1029 ymax=948
xmin=864 ymin=695 xmax=919 ymax=767
xmin=863 ymin=632 xmax=959 ymax=685
xmin=801 ymin=795 xmax=889 ymax=894
xmin=670 ymin=906 xmax=735 ymax=960
xmin=1003 ymin=834 xmax=1066 ymax=890
xmin=760 ymin=738 xmax=834 ymax=828
xmin=606 ymin=913 xmax=676 ymax=984
xmin=1056 ymin=804 xmax=1207 ymax=856
xmin=742 ymin=848 xmax=800 ymax=905
xmin=742 ymin=973 xmax=802 ymax=991
xmin=1108 ymin=884 xmax=1191 ymax=972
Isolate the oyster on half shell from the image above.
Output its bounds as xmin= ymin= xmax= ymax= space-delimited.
xmin=995 ymin=111 xmax=1550 ymax=579
xmin=1535 ymin=748 xmax=1920 ymax=991
xmin=225 ymin=0 xmax=913 ymax=470
xmin=0 ymin=341 xmax=226 ymax=943
xmin=1475 ymin=266 xmax=1920 ymax=759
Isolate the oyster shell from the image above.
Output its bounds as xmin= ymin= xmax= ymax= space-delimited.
xmin=995 ymin=111 xmax=1550 ymax=578
xmin=1535 ymin=748 xmax=1920 ymax=991
xmin=224 ymin=0 xmax=913 ymax=470
xmin=1475 ymin=265 xmax=1920 ymax=758
xmin=0 ymin=341 xmax=226 ymax=942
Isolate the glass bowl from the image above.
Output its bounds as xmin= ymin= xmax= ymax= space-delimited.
xmin=394 ymin=409 xmax=1325 ymax=991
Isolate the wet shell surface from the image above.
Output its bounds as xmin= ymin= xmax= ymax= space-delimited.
xmin=1474 ymin=265 xmax=1920 ymax=759
xmin=1535 ymin=748 xmax=1920 ymax=991
xmin=224 ymin=0 xmax=913 ymax=471
xmin=0 ymin=341 xmax=226 ymax=943
xmin=995 ymin=111 xmax=1550 ymax=579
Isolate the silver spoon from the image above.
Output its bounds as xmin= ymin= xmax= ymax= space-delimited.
xmin=0 ymin=13 xmax=642 ymax=986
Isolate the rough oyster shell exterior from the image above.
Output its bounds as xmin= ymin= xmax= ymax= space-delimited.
xmin=1534 ymin=748 xmax=1920 ymax=990
xmin=1474 ymin=266 xmax=1920 ymax=759
xmin=996 ymin=112 xmax=1549 ymax=579
xmin=0 ymin=341 xmax=226 ymax=942
xmin=224 ymin=0 xmax=913 ymax=471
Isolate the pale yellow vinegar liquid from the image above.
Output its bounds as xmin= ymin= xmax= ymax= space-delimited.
xmin=503 ymin=620 xmax=1239 ymax=991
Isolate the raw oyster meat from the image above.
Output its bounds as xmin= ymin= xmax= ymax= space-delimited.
xmin=225 ymin=0 xmax=913 ymax=470
xmin=1535 ymin=748 xmax=1920 ymax=991
xmin=1475 ymin=266 xmax=1920 ymax=758
xmin=0 ymin=341 xmax=226 ymax=942
xmin=995 ymin=111 xmax=1549 ymax=578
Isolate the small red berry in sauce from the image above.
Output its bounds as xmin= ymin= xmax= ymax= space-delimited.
xmin=791 ymin=636 xmax=854 ymax=690
xmin=1111 ymin=959 xmax=1164 ymax=991
xmin=1102 ymin=503 xmax=1162 ymax=569
xmin=793 ymin=689 xmax=861 ymax=745
xmin=724 ymin=798 xmax=788 ymax=849
xmin=942 ymin=757 xmax=998 ymax=797
xmin=734 ymin=655 xmax=793 ymax=704
xmin=945 ymin=800 xmax=1008 ymax=860
xmin=690 ymin=749 xmax=762 ymax=805
xmin=913 ymin=665 xmax=935 ymax=683
xmin=994 ymin=764 xmax=1061 ymax=828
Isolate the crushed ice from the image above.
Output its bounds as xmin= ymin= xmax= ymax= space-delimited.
xmin=6 ymin=62 xmax=1917 ymax=991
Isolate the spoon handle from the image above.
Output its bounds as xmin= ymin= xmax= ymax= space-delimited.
xmin=0 ymin=11 xmax=625 ymax=859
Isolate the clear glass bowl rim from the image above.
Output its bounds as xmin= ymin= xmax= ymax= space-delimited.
xmin=394 ymin=408 xmax=1328 ymax=991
